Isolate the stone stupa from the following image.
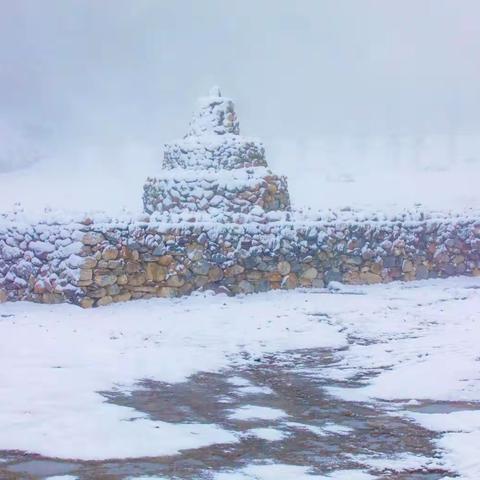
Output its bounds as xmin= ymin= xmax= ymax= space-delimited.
xmin=143 ymin=87 xmax=291 ymax=216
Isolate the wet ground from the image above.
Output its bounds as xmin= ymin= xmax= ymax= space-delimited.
xmin=0 ymin=343 xmax=467 ymax=480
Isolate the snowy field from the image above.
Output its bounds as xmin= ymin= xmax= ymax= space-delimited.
xmin=0 ymin=276 xmax=479 ymax=479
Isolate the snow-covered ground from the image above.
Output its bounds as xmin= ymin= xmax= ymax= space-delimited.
xmin=0 ymin=276 xmax=479 ymax=478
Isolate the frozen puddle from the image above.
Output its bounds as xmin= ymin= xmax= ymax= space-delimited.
xmin=0 ymin=347 xmax=454 ymax=479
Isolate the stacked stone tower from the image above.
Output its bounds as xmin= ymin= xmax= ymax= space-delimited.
xmin=143 ymin=87 xmax=291 ymax=216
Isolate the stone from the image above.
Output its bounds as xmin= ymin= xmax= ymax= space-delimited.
xmin=224 ymin=264 xmax=245 ymax=277
xmin=79 ymin=269 xmax=93 ymax=282
xmin=158 ymin=287 xmax=177 ymax=298
xmin=415 ymin=264 xmax=429 ymax=280
xmin=166 ymin=275 xmax=184 ymax=287
xmin=324 ymin=270 xmax=342 ymax=284
xmin=208 ymin=265 xmax=223 ymax=282
xmin=282 ymin=273 xmax=298 ymax=289
xmin=102 ymin=246 xmax=118 ymax=261
xmin=82 ymin=257 xmax=97 ymax=268
xmin=94 ymin=273 xmax=117 ymax=287
xmin=117 ymin=274 xmax=128 ymax=285
xmin=107 ymin=260 xmax=123 ymax=269
xmin=300 ymin=267 xmax=318 ymax=280
xmin=89 ymin=288 xmax=107 ymax=298
xmin=146 ymin=263 xmax=167 ymax=282
xmin=113 ymin=292 xmax=132 ymax=303
xmin=126 ymin=261 xmax=141 ymax=273
xmin=158 ymin=255 xmax=174 ymax=266
xmin=312 ymin=278 xmax=325 ymax=288
xmin=0 ymin=289 xmax=7 ymax=303
xmin=128 ymin=273 xmax=146 ymax=286
xmin=82 ymin=232 xmax=104 ymax=246
xmin=238 ymin=280 xmax=254 ymax=294
xmin=402 ymin=259 xmax=414 ymax=273
xmin=266 ymin=272 xmax=282 ymax=282
xmin=246 ymin=270 xmax=263 ymax=281
xmin=359 ymin=272 xmax=382 ymax=284
xmin=277 ymin=261 xmax=291 ymax=275
xmin=107 ymin=284 xmax=121 ymax=296
xmin=190 ymin=260 xmax=211 ymax=275
xmin=96 ymin=296 xmax=113 ymax=307
xmin=79 ymin=297 xmax=94 ymax=308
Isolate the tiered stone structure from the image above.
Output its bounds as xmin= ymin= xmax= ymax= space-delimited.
xmin=143 ymin=87 xmax=290 ymax=215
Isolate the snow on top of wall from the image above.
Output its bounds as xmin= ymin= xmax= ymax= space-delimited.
xmin=1 ymin=206 xmax=479 ymax=236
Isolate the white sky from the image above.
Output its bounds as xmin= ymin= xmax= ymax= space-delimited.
xmin=0 ymin=0 xmax=479 ymax=154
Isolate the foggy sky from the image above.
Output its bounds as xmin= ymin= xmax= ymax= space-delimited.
xmin=0 ymin=0 xmax=479 ymax=152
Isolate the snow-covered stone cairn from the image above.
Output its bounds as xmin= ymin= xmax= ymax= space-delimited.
xmin=143 ymin=86 xmax=291 ymax=215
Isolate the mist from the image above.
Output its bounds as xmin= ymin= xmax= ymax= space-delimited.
xmin=0 ymin=0 xmax=479 ymax=212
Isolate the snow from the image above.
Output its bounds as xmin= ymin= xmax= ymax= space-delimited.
xmin=0 ymin=290 xmax=344 ymax=460
xmin=214 ymin=464 xmax=375 ymax=479
xmin=45 ymin=476 xmax=79 ymax=480
xmin=228 ymin=406 xmax=288 ymax=422
xmin=0 ymin=277 xmax=479 ymax=477
xmin=214 ymin=464 xmax=319 ymax=480
xmin=246 ymin=428 xmax=287 ymax=441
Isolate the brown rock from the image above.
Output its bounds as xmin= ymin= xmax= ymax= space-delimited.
xmin=82 ymin=232 xmax=104 ymax=246
xmin=158 ymin=287 xmax=177 ymax=298
xmin=277 ymin=261 xmax=291 ymax=276
xmin=117 ymin=274 xmax=128 ymax=285
xmin=107 ymin=284 xmax=121 ymax=296
xmin=359 ymin=272 xmax=382 ymax=284
xmin=343 ymin=271 xmax=361 ymax=284
xmin=126 ymin=261 xmax=141 ymax=274
xmin=146 ymin=263 xmax=167 ymax=282
xmin=113 ymin=293 xmax=132 ymax=303
xmin=79 ymin=269 xmax=93 ymax=282
xmin=89 ymin=288 xmax=107 ymax=298
xmin=224 ymin=264 xmax=245 ymax=277
xmin=300 ymin=267 xmax=318 ymax=280
xmin=0 ymin=289 xmax=7 ymax=303
xmin=402 ymin=259 xmax=414 ymax=273
xmin=246 ymin=270 xmax=263 ymax=281
xmin=266 ymin=272 xmax=282 ymax=282
xmin=94 ymin=273 xmax=117 ymax=287
xmin=208 ymin=266 xmax=223 ymax=282
xmin=312 ymin=278 xmax=325 ymax=288
xmin=158 ymin=255 xmax=174 ymax=266
xmin=238 ymin=280 xmax=254 ymax=294
xmin=128 ymin=273 xmax=146 ymax=287
xmin=42 ymin=293 xmax=63 ymax=304
xmin=96 ymin=296 xmax=113 ymax=307
xmin=102 ymin=246 xmax=118 ymax=261
xmin=79 ymin=297 xmax=94 ymax=308
xmin=82 ymin=257 xmax=97 ymax=269
xmin=166 ymin=275 xmax=184 ymax=287
xmin=283 ymin=273 xmax=298 ymax=289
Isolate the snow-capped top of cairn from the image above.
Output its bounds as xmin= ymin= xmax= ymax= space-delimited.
xmin=184 ymin=86 xmax=240 ymax=138
xmin=162 ymin=87 xmax=266 ymax=171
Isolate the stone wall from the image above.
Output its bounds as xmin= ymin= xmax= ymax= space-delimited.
xmin=1 ymin=214 xmax=479 ymax=307
xmin=143 ymin=169 xmax=290 ymax=215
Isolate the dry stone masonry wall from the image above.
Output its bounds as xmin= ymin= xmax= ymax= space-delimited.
xmin=1 ymin=214 xmax=480 ymax=307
